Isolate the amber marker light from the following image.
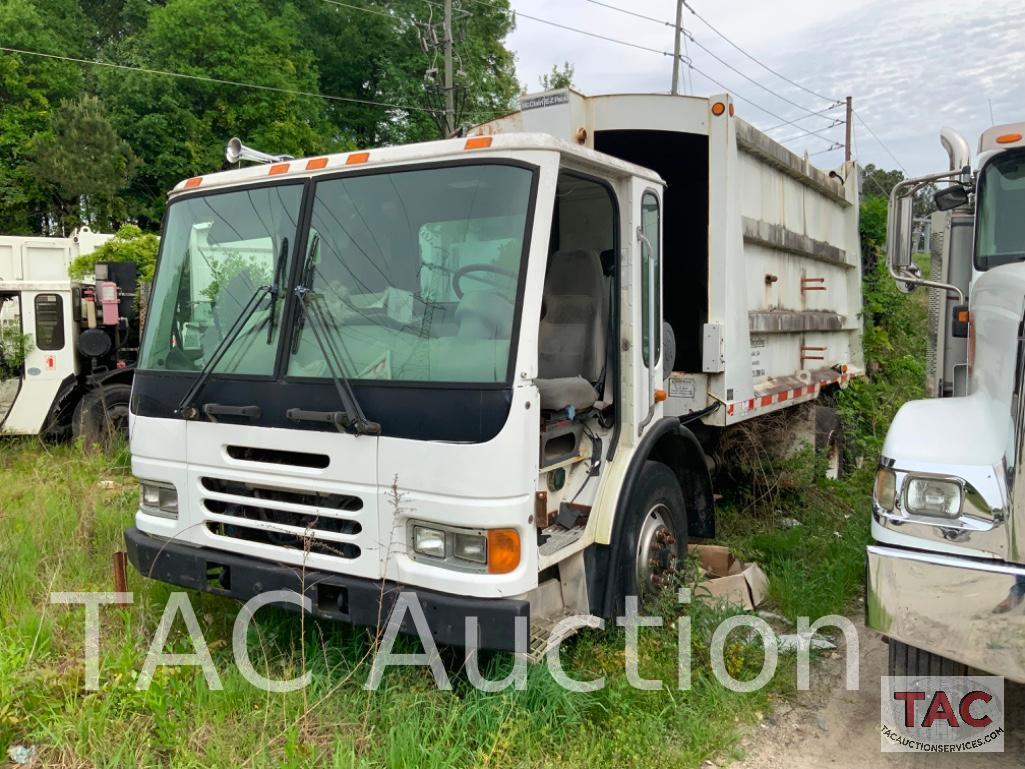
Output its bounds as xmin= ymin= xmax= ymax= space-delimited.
xmin=487 ymin=529 xmax=521 ymax=575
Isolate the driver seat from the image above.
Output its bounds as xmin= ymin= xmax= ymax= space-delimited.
xmin=536 ymin=249 xmax=608 ymax=411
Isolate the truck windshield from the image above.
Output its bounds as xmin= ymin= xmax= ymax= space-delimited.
xmin=976 ymin=150 xmax=1025 ymax=270
xmin=287 ymin=163 xmax=533 ymax=383
xmin=140 ymin=184 xmax=303 ymax=374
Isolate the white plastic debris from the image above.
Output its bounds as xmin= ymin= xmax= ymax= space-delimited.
xmin=7 ymin=745 xmax=37 ymax=765
xmin=779 ymin=517 xmax=802 ymax=528
xmin=775 ymin=633 xmax=836 ymax=652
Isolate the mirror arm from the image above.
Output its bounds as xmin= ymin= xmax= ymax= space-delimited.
xmin=886 ymin=169 xmax=969 ymax=303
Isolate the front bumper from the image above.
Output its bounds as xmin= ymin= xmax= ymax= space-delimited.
xmin=125 ymin=527 xmax=530 ymax=651
xmin=866 ymin=544 xmax=1025 ymax=682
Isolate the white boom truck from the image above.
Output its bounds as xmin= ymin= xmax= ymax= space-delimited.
xmin=868 ymin=123 xmax=1025 ymax=678
xmin=0 ymin=229 xmax=144 ymax=440
xmin=126 ymin=90 xmax=861 ymax=654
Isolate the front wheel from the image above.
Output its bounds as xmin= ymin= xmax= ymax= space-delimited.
xmin=73 ymin=383 xmax=132 ymax=447
xmin=616 ymin=461 xmax=688 ymax=606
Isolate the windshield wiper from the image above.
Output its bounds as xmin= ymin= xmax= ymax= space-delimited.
xmin=177 ymin=284 xmax=272 ymax=419
xmin=265 ymin=237 xmax=289 ymax=343
xmin=289 ymin=248 xmax=381 ymax=437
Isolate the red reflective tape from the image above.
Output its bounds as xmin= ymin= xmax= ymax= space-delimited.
xmin=777 ymin=391 xmax=788 ymax=403
xmin=747 ymin=399 xmax=755 ymax=411
xmin=760 ymin=396 xmax=773 ymax=408
xmin=728 ymin=404 xmax=735 ymax=416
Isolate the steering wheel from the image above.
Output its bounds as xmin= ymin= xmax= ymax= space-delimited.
xmin=452 ymin=263 xmax=518 ymax=299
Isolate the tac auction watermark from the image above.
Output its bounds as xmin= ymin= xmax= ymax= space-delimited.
xmin=880 ymin=675 xmax=1005 ymax=753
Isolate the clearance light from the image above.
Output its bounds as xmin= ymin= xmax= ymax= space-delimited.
xmin=654 ymin=389 xmax=668 ymax=403
xmin=487 ymin=529 xmax=521 ymax=575
xmin=268 ymin=163 xmax=290 ymax=176
xmin=346 ymin=152 xmax=371 ymax=165
xmin=996 ymin=133 xmax=1023 ymax=145
xmin=184 ymin=177 xmax=202 ymax=189
xmin=711 ymin=102 xmax=726 ymax=116
xmin=464 ymin=136 xmax=493 ymax=150
xmin=728 ymin=103 xmax=735 ymax=117
xmin=306 ymin=157 xmax=329 ymax=170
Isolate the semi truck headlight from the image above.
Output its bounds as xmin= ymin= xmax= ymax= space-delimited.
xmin=453 ymin=532 xmax=487 ymax=564
xmin=904 ymin=476 xmax=963 ymax=518
xmin=873 ymin=468 xmax=897 ymax=512
xmin=139 ymin=481 xmax=178 ymax=519
xmin=409 ymin=521 xmax=518 ymax=573
xmin=412 ymin=525 xmax=447 ymax=559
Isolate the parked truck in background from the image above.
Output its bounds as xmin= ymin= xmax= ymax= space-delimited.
xmin=868 ymin=123 xmax=1025 ymax=679
xmin=0 ymin=228 xmax=143 ymax=442
xmin=124 ymin=89 xmax=862 ymax=656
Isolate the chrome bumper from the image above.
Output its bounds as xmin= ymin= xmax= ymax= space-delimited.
xmin=867 ymin=545 xmax=1025 ymax=682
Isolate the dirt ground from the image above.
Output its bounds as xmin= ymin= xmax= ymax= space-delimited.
xmin=724 ymin=612 xmax=1025 ymax=769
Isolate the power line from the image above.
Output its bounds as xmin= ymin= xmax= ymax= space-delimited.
xmin=0 ymin=45 xmax=438 ymax=113
xmin=681 ymin=0 xmax=840 ymax=104
xmin=682 ymin=29 xmax=837 ymax=120
xmin=761 ymin=102 xmax=844 ymax=133
xmin=573 ymin=0 xmax=835 ymax=121
xmin=854 ymin=110 xmax=908 ymax=174
xmin=321 ymin=0 xmax=397 ymax=19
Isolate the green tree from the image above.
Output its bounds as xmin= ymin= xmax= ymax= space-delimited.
xmin=0 ymin=0 xmax=85 ymax=233
xmin=31 ymin=94 xmax=137 ymax=235
xmin=539 ymin=62 xmax=574 ymax=91
xmin=68 ymin=223 xmax=159 ymax=282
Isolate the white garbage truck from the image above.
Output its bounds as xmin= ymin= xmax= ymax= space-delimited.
xmin=126 ymin=90 xmax=862 ymax=654
xmin=0 ymin=229 xmax=144 ymax=440
xmin=868 ymin=123 xmax=1025 ymax=678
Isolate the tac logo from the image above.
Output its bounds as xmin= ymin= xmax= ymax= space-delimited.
xmin=880 ymin=676 xmax=1005 ymax=753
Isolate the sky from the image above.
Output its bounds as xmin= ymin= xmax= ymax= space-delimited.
xmin=504 ymin=0 xmax=1025 ymax=176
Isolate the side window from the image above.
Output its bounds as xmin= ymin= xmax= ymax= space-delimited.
xmin=34 ymin=294 xmax=64 ymax=351
xmin=641 ymin=191 xmax=661 ymax=367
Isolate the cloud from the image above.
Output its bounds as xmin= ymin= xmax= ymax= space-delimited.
xmin=506 ymin=0 xmax=1025 ymax=174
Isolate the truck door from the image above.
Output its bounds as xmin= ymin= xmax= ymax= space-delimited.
xmin=0 ymin=290 xmax=76 ymax=434
xmin=630 ymin=180 xmax=664 ymax=438
xmin=0 ymin=292 xmax=24 ymax=427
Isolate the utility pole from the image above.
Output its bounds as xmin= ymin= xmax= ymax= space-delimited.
xmin=444 ymin=0 xmax=456 ymax=136
xmin=844 ymin=96 xmax=853 ymax=163
xmin=671 ymin=0 xmax=684 ymax=95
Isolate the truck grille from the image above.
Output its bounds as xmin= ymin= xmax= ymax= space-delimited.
xmin=200 ymin=476 xmax=364 ymax=559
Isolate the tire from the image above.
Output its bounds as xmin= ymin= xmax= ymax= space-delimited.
xmin=73 ymin=383 xmax=133 ymax=447
xmin=616 ymin=460 xmax=688 ymax=607
xmin=814 ymin=405 xmax=845 ymax=480
xmin=888 ymin=640 xmax=967 ymax=677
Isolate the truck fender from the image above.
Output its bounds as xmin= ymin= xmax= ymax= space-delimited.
xmin=588 ymin=417 xmax=715 ymax=618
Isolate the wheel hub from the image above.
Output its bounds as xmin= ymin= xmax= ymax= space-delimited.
xmin=635 ymin=503 xmax=678 ymax=593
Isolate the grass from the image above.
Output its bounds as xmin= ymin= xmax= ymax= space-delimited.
xmin=0 ymin=255 xmax=929 ymax=768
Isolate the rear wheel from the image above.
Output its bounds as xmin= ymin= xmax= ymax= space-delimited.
xmin=888 ymin=639 xmax=967 ymax=677
xmin=73 ymin=383 xmax=132 ymax=447
xmin=616 ymin=461 xmax=688 ymax=606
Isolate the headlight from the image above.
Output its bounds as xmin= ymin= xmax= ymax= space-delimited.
xmin=139 ymin=481 xmax=178 ymax=519
xmin=412 ymin=525 xmax=447 ymax=558
xmin=453 ymin=532 xmax=487 ymax=564
xmin=873 ymin=468 xmax=897 ymax=512
xmin=904 ymin=476 xmax=963 ymax=518
xmin=409 ymin=521 xmax=515 ymax=572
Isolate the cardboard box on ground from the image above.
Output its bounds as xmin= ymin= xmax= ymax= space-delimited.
xmin=691 ymin=545 xmax=769 ymax=610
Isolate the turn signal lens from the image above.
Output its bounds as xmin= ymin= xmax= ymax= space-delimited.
xmin=184 ymin=177 xmax=202 ymax=189
xmin=873 ymin=468 xmax=896 ymax=512
xmin=487 ymin=529 xmax=521 ymax=574
xmin=996 ymin=133 xmax=1022 ymax=145
xmin=654 ymin=389 xmax=668 ymax=403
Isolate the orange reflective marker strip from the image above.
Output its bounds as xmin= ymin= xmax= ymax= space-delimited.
xmin=268 ymin=163 xmax=290 ymax=176
xmin=306 ymin=157 xmax=329 ymax=170
xmin=465 ymin=136 xmax=493 ymax=150
xmin=346 ymin=152 xmax=371 ymax=165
